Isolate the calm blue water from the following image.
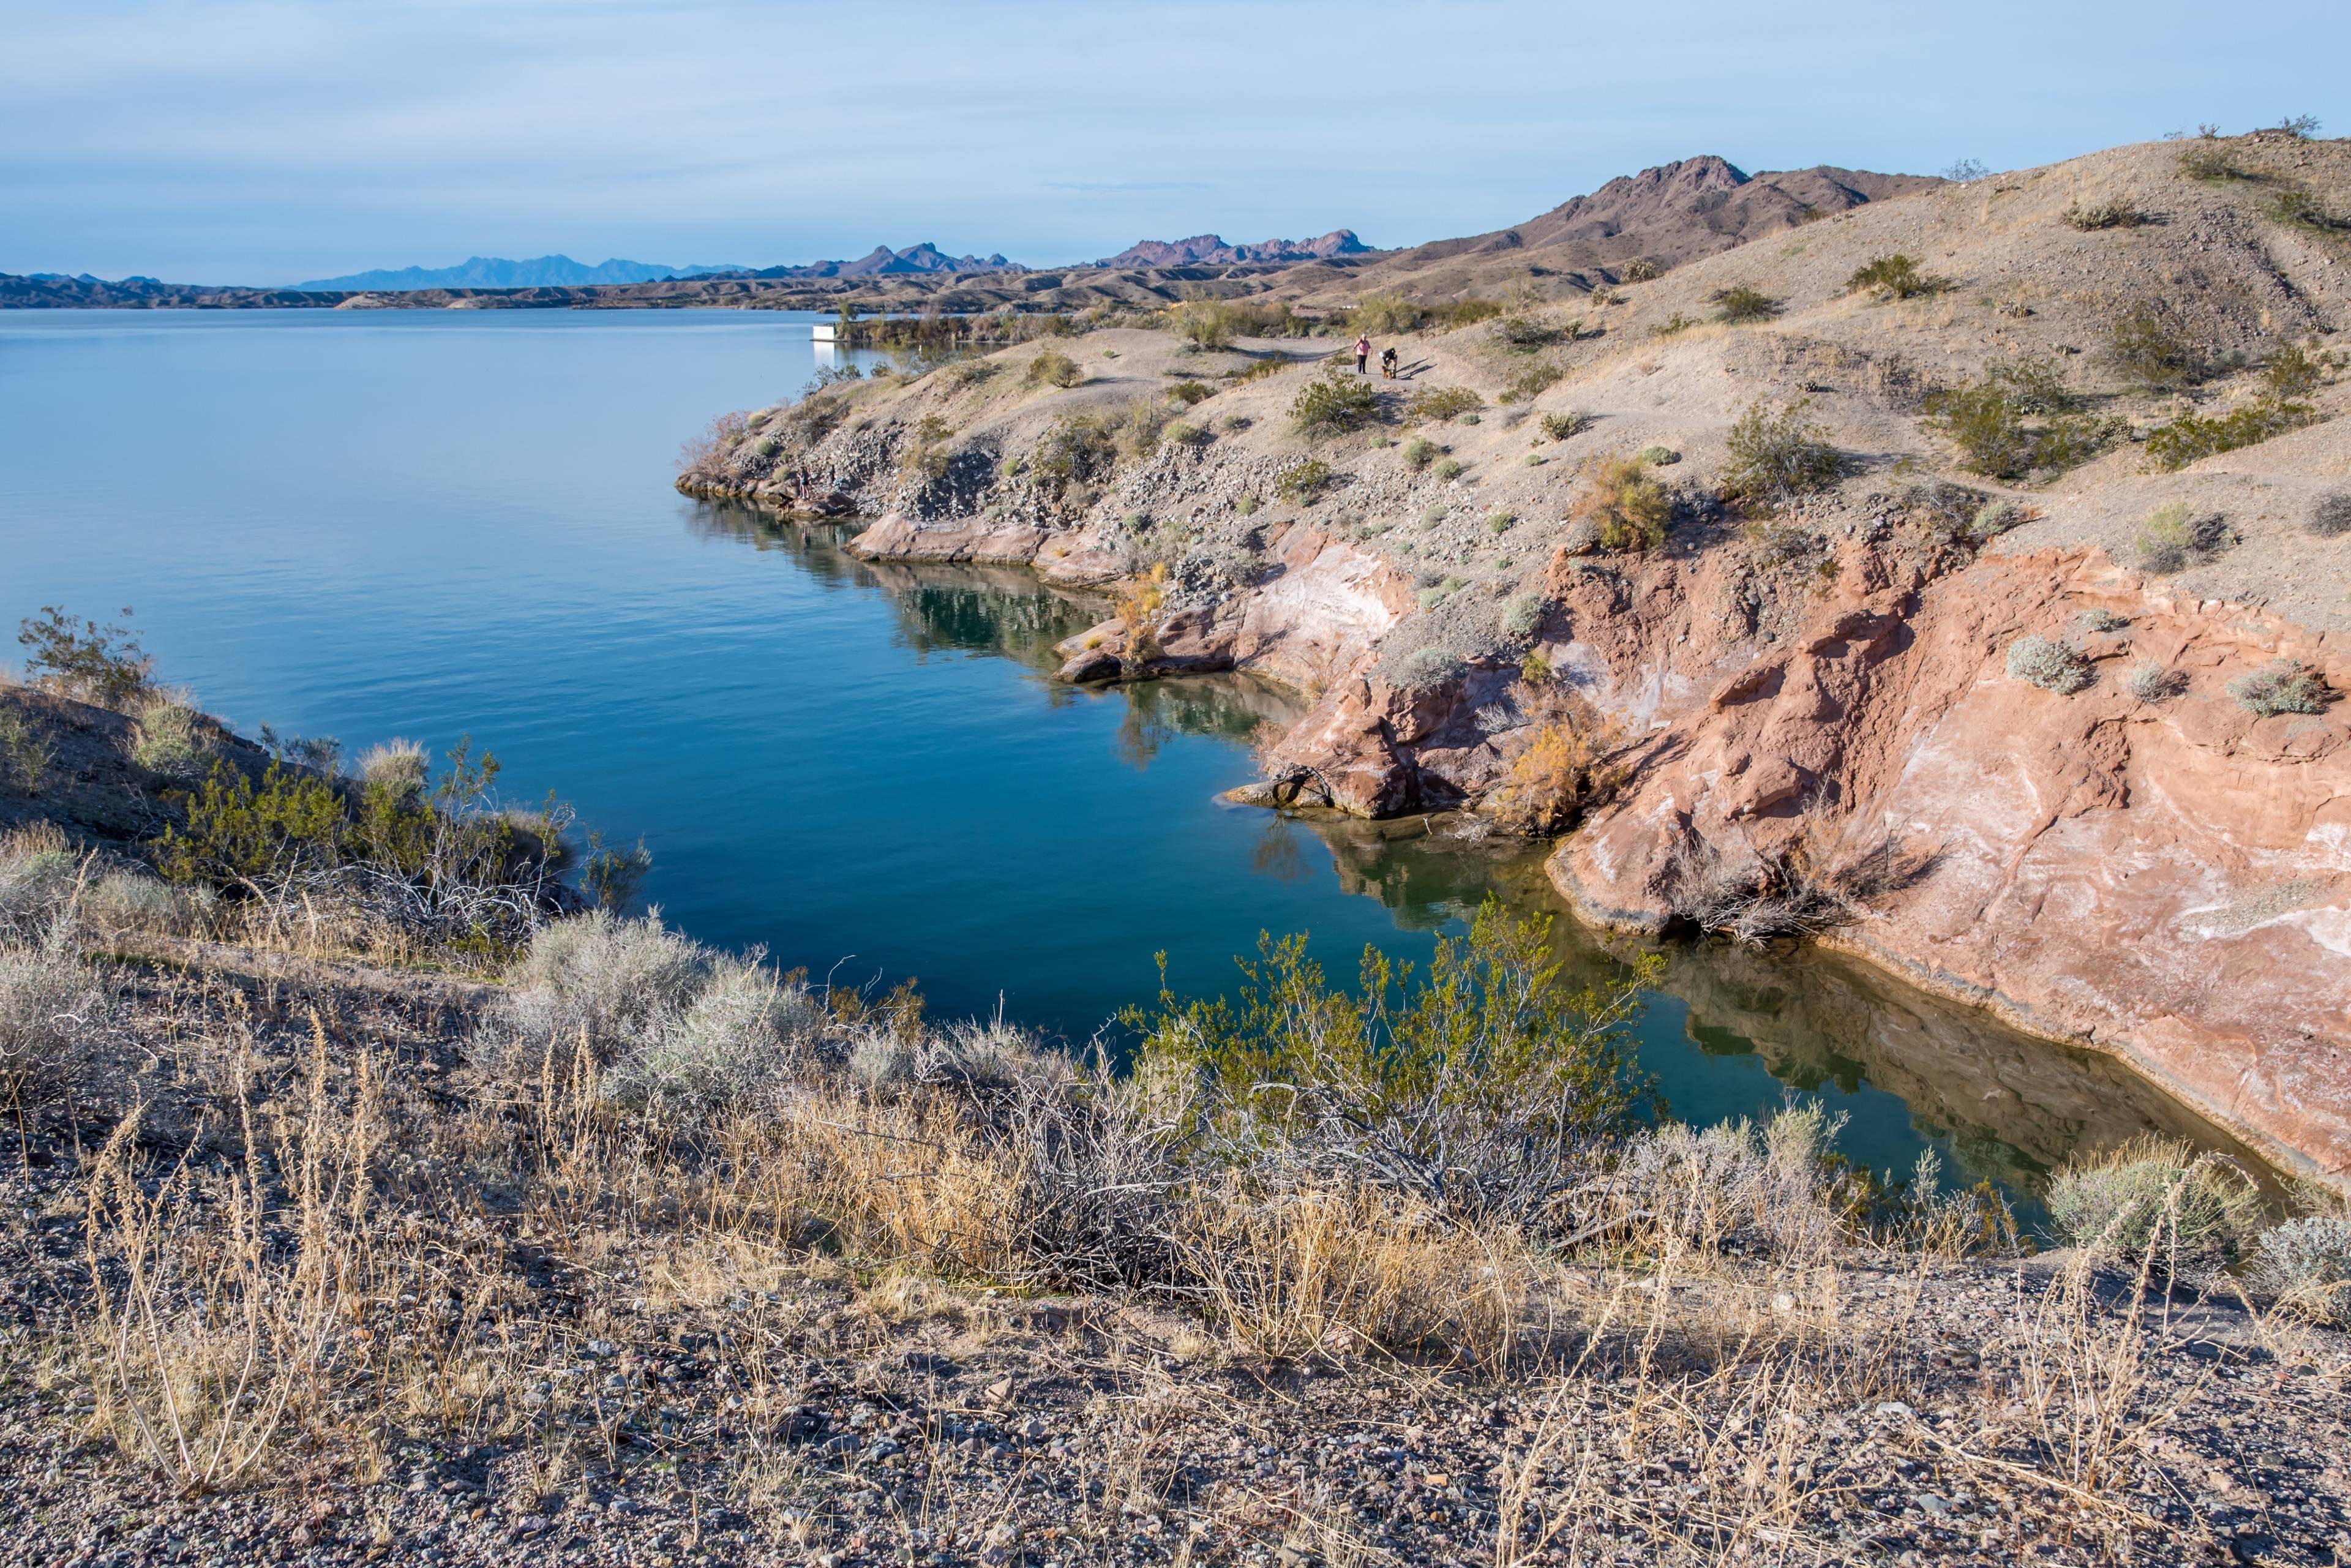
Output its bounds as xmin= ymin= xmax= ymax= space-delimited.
xmin=0 ymin=309 xmax=2252 ymax=1200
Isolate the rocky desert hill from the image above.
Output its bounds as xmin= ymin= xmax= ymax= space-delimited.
xmin=1265 ymin=156 xmax=1940 ymax=307
xmin=678 ymin=130 xmax=2351 ymax=1190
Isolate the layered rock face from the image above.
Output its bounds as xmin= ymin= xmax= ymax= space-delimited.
xmin=1540 ymin=543 xmax=2350 ymax=1184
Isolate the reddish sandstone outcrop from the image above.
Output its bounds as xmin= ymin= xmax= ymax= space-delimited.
xmin=1549 ymin=546 xmax=2351 ymax=1185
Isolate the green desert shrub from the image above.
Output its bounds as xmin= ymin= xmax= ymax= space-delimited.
xmin=15 ymin=606 xmax=155 ymax=711
xmin=2248 ymin=1217 xmax=2351 ymax=1325
xmin=2061 ymin=198 xmax=2145 ymax=231
xmin=1501 ymin=591 xmax=1548 ymax=639
xmin=1845 ymin=254 xmax=1935 ymax=301
xmin=1031 ymin=411 xmax=1118 ymax=492
xmin=1649 ymin=313 xmax=1696 ymax=338
xmin=1026 ymin=348 xmax=1083 ymax=388
xmin=1709 ymin=286 xmax=1781 ymax=324
xmin=2132 ymin=501 xmax=2229 ymax=573
xmin=2004 ymin=635 xmax=2094 ymax=694
xmin=1404 ymin=385 xmax=1482 ymax=424
xmin=1290 ymin=367 xmax=1380 ymax=437
xmin=1970 ymin=500 xmax=2025 ymax=540
xmin=1169 ymin=300 xmax=1239 ymax=351
xmin=1720 ymin=399 xmax=1840 ymax=509
xmin=1275 ymin=459 xmax=1335 ymax=505
xmin=2074 ymin=607 xmax=2129 ymax=634
xmin=1428 ymin=299 xmax=1503 ymax=330
xmin=1486 ymin=512 xmax=1515 ymax=533
xmin=2045 ymin=1136 xmax=2263 ymax=1277
xmin=0 ymin=711 xmax=53 ymax=798
xmin=2227 ymin=660 xmax=2331 ymax=716
xmin=2175 ymin=141 xmax=2240 ymax=182
xmin=1638 ymin=445 xmax=1680 ymax=467
xmin=1164 ymin=420 xmax=1209 ymax=446
xmin=1538 ymin=410 xmax=1588 ymax=442
xmin=1574 ymin=454 xmax=1673 ymax=553
xmin=2143 ymin=397 xmax=2315 ymax=471
xmin=1168 ymin=380 xmax=1213 ymax=406
xmin=2267 ymin=187 xmax=2351 ymax=235
xmin=1430 ymin=456 xmax=1465 ymax=481
xmin=1491 ymin=313 xmax=1564 ymax=352
xmin=129 ymin=700 xmax=211 ymax=781
xmin=1500 ymin=360 xmax=1563 ymax=403
xmin=1620 ymin=258 xmax=1660 ymax=282
xmin=1401 ymin=437 xmax=1439 ymax=468
xmin=2106 ymin=304 xmax=2203 ymax=391
xmin=1349 ymin=291 xmax=1422 ymax=334
xmin=1924 ymin=358 xmax=2112 ymax=480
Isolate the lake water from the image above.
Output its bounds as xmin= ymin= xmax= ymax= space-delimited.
xmin=0 ymin=309 xmax=2257 ymax=1205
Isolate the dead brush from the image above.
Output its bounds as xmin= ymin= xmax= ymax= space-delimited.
xmin=1169 ymin=1176 xmax=1537 ymax=1368
xmin=78 ymin=1016 xmax=383 ymax=1492
xmin=1484 ymin=691 xmax=1627 ymax=836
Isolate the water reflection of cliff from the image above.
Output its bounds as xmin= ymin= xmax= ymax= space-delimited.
xmin=688 ymin=502 xmax=1103 ymax=665
xmin=1286 ymin=816 xmax=2268 ymax=1194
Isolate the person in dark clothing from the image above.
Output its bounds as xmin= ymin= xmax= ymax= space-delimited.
xmin=1380 ymin=345 xmax=1398 ymax=379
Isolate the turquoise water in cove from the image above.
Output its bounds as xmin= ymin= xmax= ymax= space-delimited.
xmin=0 ymin=309 xmax=2257 ymax=1203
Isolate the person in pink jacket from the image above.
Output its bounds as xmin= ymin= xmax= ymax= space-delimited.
xmin=1354 ymin=332 xmax=1372 ymax=373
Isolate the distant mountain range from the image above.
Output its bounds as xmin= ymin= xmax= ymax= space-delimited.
xmin=720 ymin=243 xmax=1018 ymax=280
xmin=293 ymin=255 xmax=741 ymax=291
xmin=293 ymin=245 xmax=1018 ymax=292
xmin=1089 ymin=230 xmax=1372 ymax=268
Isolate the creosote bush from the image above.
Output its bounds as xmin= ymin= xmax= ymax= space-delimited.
xmin=1273 ymin=459 xmax=1333 ymax=505
xmin=2227 ymin=659 xmax=2331 ymax=717
xmin=1573 ymin=454 xmax=1673 ymax=553
xmin=1347 ymin=291 xmax=1421 ymax=335
xmin=1288 ymin=366 xmax=1379 ymax=438
xmin=1709 ymin=285 xmax=1780 ymax=324
xmin=1720 ymin=398 xmax=1840 ymax=510
xmin=1025 ymin=348 xmax=1082 ymax=389
xmin=1403 ymin=385 xmax=1481 ymax=424
xmin=2005 ymin=635 xmax=2095 ymax=694
xmin=2106 ymin=304 xmax=2203 ymax=391
xmin=16 ymin=606 xmax=156 ymax=711
xmin=1845 ymin=254 xmax=1935 ymax=301
xmin=2062 ymin=198 xmax=2145 ymax=231
xmin=1400 ymin=436 xmax=1439 ymax=468
xmin=1924 ymin=357 xmax=2111 ymax=480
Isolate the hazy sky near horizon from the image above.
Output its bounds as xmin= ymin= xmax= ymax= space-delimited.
xmin=7 ymin=0 xmax=2347 ymax=284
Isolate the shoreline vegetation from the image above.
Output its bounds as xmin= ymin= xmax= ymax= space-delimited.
xmin=4 ymin=607 xmax=2350 ymax=1566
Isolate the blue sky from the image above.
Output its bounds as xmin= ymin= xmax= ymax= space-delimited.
xmin=6 ymin=0 xmax=2345 ymax=284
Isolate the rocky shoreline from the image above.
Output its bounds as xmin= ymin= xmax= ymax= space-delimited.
xmin=676 ymin=135 xmax=2351 ymax=1188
